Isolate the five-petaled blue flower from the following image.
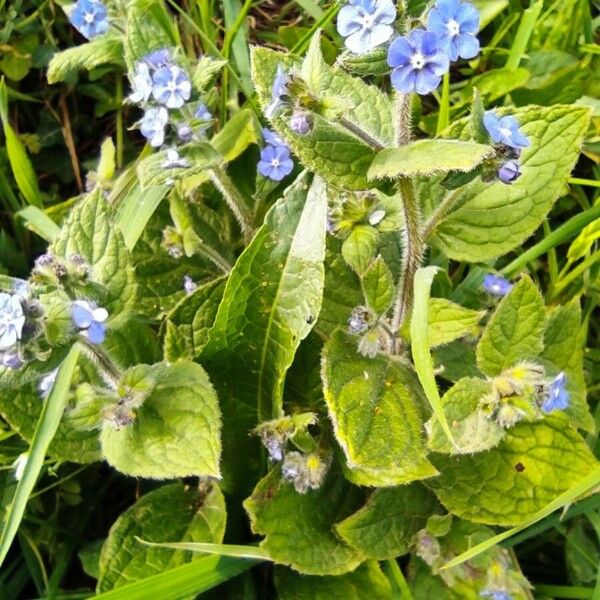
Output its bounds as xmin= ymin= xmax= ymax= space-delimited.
xmin=128 ymin=62 xmax=153 ymax=104
xmin=497 ymin=160 xmax=522 ymax=184
xmin=337 ymin=0 xmax=396 ymax=55
xmin=387 ymin=29 xmax=450 ymax=94
xmin=152 ymin=65 xmax=192 ymax=109
xmin=541 ymin=372 xmax=570 ymax=413
xmin=71 ymin=300 xmax=108 ymax=345
xmin=140 ymin=107 xmax=169 ymax=147
xmin=483 ymin=112 xmax=530 ymax=150
xmin=265 ymin=65 xmax=289 ymax=119
xmin=0 ymin=293 xmax=25 ymax=350
xmin=427 ymin=0 xmax=480 ymax=61
xmin=258 ymin=144 xmax=294 ymax=181
xmin=69 ymin=0 xmax=109 ymax=39
xmin=483 ymin=274 xmax=513 ymax=297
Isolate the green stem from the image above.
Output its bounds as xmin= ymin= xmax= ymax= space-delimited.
xmin=209 ymin=166 xmax=253 ymax=240
xmin=115 ymin=75 xmax=124 ymax=170
xmin=79 ymin=340 xmax=121 ymax=389
xmin=391 ymin=177 xmax=423 ymax=338
xmin=383 ymin=559 xmax=414 ymax=600
xmin=337 ymin=116 xmax=384 ymax=150
xmin=551 ymin=248 xmax=600 ymax=298
xmin=422 ymin=187 xmax=465 ymax=241
xmin=501 ymin=203 xmax=600 ymax=277
xmin=193 ymin=237 xmax=232 ymax=273
xmin=394 ymin=92 xmax=412 ymax=146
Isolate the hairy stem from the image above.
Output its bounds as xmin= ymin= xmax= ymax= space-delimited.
xmin=421 ymin=187 xmax=465 ymax=241
xmin=394 ymin=92 xmax=412 ymax=146
xmin=79 ymin=340 xmax=121 ymax=390
xmin=193 ymin=237 xmax=232 ymax=274
xmin=391 ymin=177 xmax=424 ymax=338
xmin=209 ymin=166 xmax=253 ymax=241
xmin=337 ymin=117 xmax=384 ymax=150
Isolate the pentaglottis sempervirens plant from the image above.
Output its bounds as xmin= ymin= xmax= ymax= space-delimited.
xmin=0 ymin=0 xmax=598 ymax=598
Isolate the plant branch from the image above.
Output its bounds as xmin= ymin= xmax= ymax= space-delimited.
xmin=79 ymin=340 xmax=121 ymax=390
xmin=422 ymin=187 xmax=465 ymax=241
xmin=337 ymin=117 xmax=385 ymax=150
xmin=394 ymin=92 xmax=412 ymax=146
xmin=209 ymin=166 xmax=253 ymax=241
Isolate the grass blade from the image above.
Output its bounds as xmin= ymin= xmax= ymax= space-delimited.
xmin=137 ymin=539 xmax=272 ymax=561
xmin=436 ymin=72 xmax=450 ymax=134
xmin=441 ymin=465 xmax=600 ymax=570
xmin=0 ymin=344 xmax=81 ymax=568
xmin=16 ymin=206 xmax=60 ymax=243
xmin=410 ymin=266 xmax=456 ymax=447
xmin=504 ymin=0 xmax=543 ymax=70
xmin=93 ymin=554 xmax=261 ymax=599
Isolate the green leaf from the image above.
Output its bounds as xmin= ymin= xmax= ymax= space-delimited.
xmin=368 ymin=140 xmax=493 ymax=180
xmin=430 ymin=105 xmax=592 ymax=261
xmin=0 ymin=345 xmax=80 ymax=567
xmin=275 ymin=562 xmax=392 ymax=599
xmin=47 ymin=36 xmax=124 ymax=83
xmin=202 ymin=173 xmax=327 ymax=493
xmin=541 ymin=299 xmax=594 ymax=432
xmin=0 ymin=384 xmax=101 ymax=464
xmin=336 ymin=485 xmax=438 ymax=560
xmin=136 ymin=143 xmax=222 ymax=188
xmin=16 ymin=206 xmax=60 ymax=242
xmin=97 ymin=483 xmax=226 ymax=592
xmin=361 ymin=256 xmax=394 ymax=315
xmin=427 ymin=414 xmax=599 ymax=526
xmin=192 ymin=56 xmax=228 ymax=92
xmin=476 ymin=276 xmax=545 ymax=377
xmin=317 ymin=238 xmax=362 ymax=337
xmin=52 ymin=191 xmax=138 ymax=314
xmin=97 ymin=138 xmax=116 ymax=183
xmin=243 ymin=465 xmax=364 ymax=575
xmin=567 ymin=218 xmax=600 ymax=264
xmin=338 ymin=48 xmax=390 ymax=76
xmin=250 ymin=44 xmax=392 ymax=190
xmin=123 ymin=0 xmax=178 ymax=70
xmin=341 ymin=225 xmax=379 ymax=275
xmin=211 ymin=108 xmax=257 ymax=163
xmin=0 ymin=80 xmax=42 ymax=208
xmin=164 ymin=277 xmax=226 ymax=362
xmin=411 ymin=267 xmax=456 ymax=447
xmin=322 ymin=331 xmax=437 ymax=487
xmin=426 ymin=298 xmax=484 ymax=348
xmin=100 ymin=361 xmax=221 ymax=479
xmin=426 ymin=377 xmax=504 ymax=455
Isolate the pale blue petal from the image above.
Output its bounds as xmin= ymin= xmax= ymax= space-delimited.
xmin=455 ymin=33 xmax=479 ymax=59
xmin=391 ymin=65 xmax=417 ymax=92
xmin=337 ymin=5 xmax=362 ymax=37
xmin=387 ymin=36 xmax=413 ymax=67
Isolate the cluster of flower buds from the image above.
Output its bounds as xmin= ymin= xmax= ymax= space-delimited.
xmin=126 ymin=48 xmax=212 ymax=158
xmin=281 ymin=450 xmax=331 ymax=494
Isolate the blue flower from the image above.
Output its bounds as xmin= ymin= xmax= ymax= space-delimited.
xmin=497 ymin=160 xmax=522 ymax=184
xmin=128 ymin=62 xmax=153 ymax=104
xmin=38 ymin=369 xmax=58 ymax=399
xmin=0 ymin=293 xmax=25 ymax=350
xmin=289 ymin=111 xmax=312 ymax=135
xmin=541 ymin=372 xmax=570 ymax=413
xmin=337 ymin=0 xmax=396 ymax=55
xmin=162 ymin=148 xmax=190 ymax=169
xmin=71 ymin=300 xmax=108 ymax=345
xmin=69 ymin=0 xmax=109 ymax=39
xmin=140 ymin=107 xmax=168 ymax=147
xmin=183 ymin=275 xmax=197 ymax=295
xmin=258 ymin=145 xmax=294 ymax=181
xmin=480 ymin=590 xmax=512 ymax=600
xmin=143 ymin=48 xmax=172 ymax=69
xmin=427 ymin=0 xmax=479 ymax=61
xmin=483 ymin=274 xmax=513 ymax=296
xmin=195 ymin=104 xmax=212 ymax=121
xmin=388 ymin=29 xmax=450 ymax=94
xmin=152 ymin=65 xmax=192 ymax=109
xmin=262 ymin=127 xmax=286 ymax=147
xmin=177 ymin=124 xmax=193 ymax=142
xmin=483 ymin=112 xmax=530 ymax=150
xmin=265 ymin=65 xmax=289 ymax=119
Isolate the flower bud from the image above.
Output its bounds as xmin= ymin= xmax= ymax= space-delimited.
xmin=497 ymin=160 xmax=522 ymax=184
xmin=289 ymin=111 xmax=312 ymax=135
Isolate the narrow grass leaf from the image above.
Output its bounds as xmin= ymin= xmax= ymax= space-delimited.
xmin=16 ymin=206 xmax=60 ymax=242
xmin=505 ymin=0 xmax=543 ymax=70
xmin=136 ymin=539 xmax=272 ymax=560
xmin=0 ymin=344 xmax=80 ymax=567
xmin=410 ymin=266 xmax=455 ymax=446
xmin=441 ymin=465 xmax=600 ymax=570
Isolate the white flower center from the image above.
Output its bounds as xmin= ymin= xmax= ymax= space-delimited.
xmin=361 ymin=14 xmax=375 ymax=29
xmin=446 ymin=19 xmax=460 ymax=36
xmin=499 ymin=127 xmax=513 ymax=139
xmin=410 ymin=52 xmax=426 ymax=70
xmin=271 ymin=158 xmax=280 ymax=167
xmin=84 ymin=12 xmax=95 ymax=23
xmin=167 ymin=81 xmax=177 ymax=91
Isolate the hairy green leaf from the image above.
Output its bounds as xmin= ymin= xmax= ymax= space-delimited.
xmin=427 ymin=298 xmax=484 ymax=348
xmin=336 ymin=485 xmax=438 ymax=560
xmin=427 ymin=414 xmax=598 ymax=525
xmin=361 ymin=256 xmax=394 ymax=315
xmin=98 ymin=483 xmax=226 ymax=592
xmin=368 ymin=140 xmax=493 ymax=180
xmin=476 ymin=276 xmax=545 ymax=377
xmin=244 ymin=465 xmax=363 ymax=575
xmin=322 ymin=331 xmax=437 ymax=487
xmin=341 ymin=225 xmax=379 ymax=275
xmin=101 ymin=361 xmax=221 ymax=479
